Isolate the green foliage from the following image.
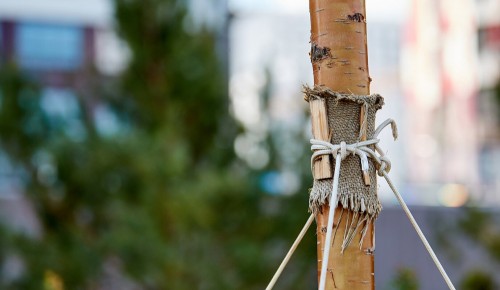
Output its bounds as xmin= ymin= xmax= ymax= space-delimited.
xmin=493 ymin=79 xmax=500 ymax=123
xmin=460 ymin=270 xmax=496 ymax=290
xmin=387 ymin=268 xmax=419 ymax=290
xmin=0 ymin=0 xmax=315 ymax=289
xmin=458 ymin=207 xmax=500 ymax=262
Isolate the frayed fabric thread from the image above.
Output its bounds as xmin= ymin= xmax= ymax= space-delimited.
xmin=309 ymin=118 xmax=455 ymax=290
xmin=304 ymin=85 xmax=386 ymax=250
xmin=303 ymin=85 xmax=384 ymax=109
xmin=310 ymin=179 xmax=381 ymax=217
xmin=266 ymin=87 xmax=455 ymax=290
xmin=310 ymin=119 xmax=397 ymax=251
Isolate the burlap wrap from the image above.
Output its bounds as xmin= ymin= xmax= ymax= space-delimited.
xmin=304 ymin=86 xmax=384 ymax=221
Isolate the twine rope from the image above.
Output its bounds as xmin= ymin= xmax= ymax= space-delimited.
xmin=380 ymin=170 xmax=455 ymax=290
xmin=315 ymin=118 xmax=454 ymax=290
xmin=265 ymin=214 xmax=315 ymax=290
xmin=266 ymin=118 xmax=456 ymax=290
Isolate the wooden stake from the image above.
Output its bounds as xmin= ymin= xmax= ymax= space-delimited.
xmin=309 ymin=0 xmax=374 ymax=289
xmin=310 ymin=98 xmax=333 ymax=179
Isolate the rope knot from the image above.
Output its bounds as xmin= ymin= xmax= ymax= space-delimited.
xmin=271 ymin=118 xmax=456 ymax=290
xmin=310 ymin=118 xmax=397 ymax=182
xmin=377 ymin=156 xmax=391 ymax=176
xmin=339 ymin=141 xmax=347 ymax=160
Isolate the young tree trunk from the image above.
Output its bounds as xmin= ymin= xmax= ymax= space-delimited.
xmin=309 ymin=0 xmax=374 ymax=289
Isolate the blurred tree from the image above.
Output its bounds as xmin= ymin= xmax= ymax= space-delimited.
xmin=0 ymin=0 xmax=315 ymax=289
xmin=387 ymin=268 xmax=419 ymax=290
xmin=457 ymin=207 xmax=500 ymax=263
xmin=434 ymin=207 xmax=500 ymax=289
xmin=492 ymin=78 xmax=500 ymax=128
xmin=460 ymin=270 xmax=496 ymax=290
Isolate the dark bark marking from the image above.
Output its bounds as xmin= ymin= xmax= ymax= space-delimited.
xmin=347 ymin=13 xmax=365 ymax=22
xmin=328 ymin=268 xmax=337 ymax=288
xmin=364 ymin=247 xmax=375 ymax=255
xmin=311 ymin=43 xmax=332 ymax=63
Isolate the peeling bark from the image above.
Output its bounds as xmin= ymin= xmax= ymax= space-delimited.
xmin=309 ymin=0 xmax=374 ymax=289
xmin=309 ymin=0 xmax=370 ymax=95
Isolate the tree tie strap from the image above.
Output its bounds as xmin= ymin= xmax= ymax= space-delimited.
xmin=266 ymin=119 xmax=456 ymax=290
xmin=311 ymin=118 xmax=396 ymax=177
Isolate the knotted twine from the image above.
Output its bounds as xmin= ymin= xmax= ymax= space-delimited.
xmin=314 ymin=118 xmax=397 ymax=290
xmin=266 ymin=87 xmax=456 ymax=290
xmin=310 ymin=120 xmax=455 ymax=290
xmin=304 ymin=85 xmax=384 ymax=249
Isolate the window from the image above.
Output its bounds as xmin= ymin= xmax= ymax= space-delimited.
xmin=16 ymin=23 xmax=84 ymax=70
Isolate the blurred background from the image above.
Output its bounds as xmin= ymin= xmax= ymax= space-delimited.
xmin=0 ymin=0 xmax=498 ymax=289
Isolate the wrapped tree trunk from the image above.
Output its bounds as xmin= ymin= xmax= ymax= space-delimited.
xmin=308 ymin=1 xmax=375 ymax=289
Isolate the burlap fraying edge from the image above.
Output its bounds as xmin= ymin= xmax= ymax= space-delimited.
xmin=305 ymin=85 xmax=384 ymax=251
xmin=303 ymin=85 xmax=384 ymax=110
xmin=309 ymin=179 xmax=382 ymax=218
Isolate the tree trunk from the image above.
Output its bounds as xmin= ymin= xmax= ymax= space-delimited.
xmin=308 ymin=0 xmax=374 ymax=289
